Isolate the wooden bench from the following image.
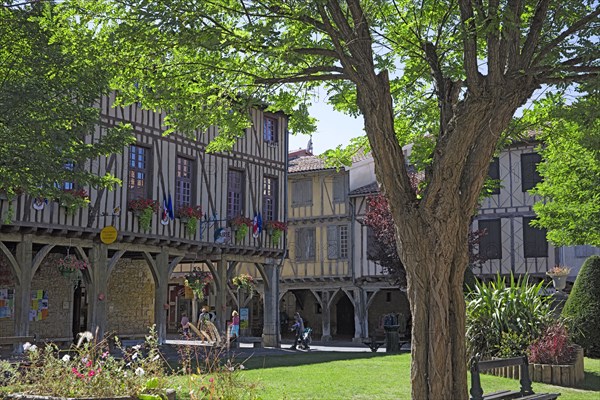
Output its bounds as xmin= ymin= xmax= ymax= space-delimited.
xmin=470 ymin=356 xmax=560 ymax=400
xmin=238 ymin=336 xmax=262 ymax=348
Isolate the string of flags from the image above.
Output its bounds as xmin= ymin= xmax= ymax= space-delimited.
xmin=252 ymin=212 xmax=262 ymax=238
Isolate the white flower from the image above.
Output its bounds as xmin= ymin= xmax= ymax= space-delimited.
xmin=152 ymin=354 xmax=160 ymax=361
xmin=22 ymin=342 xmax=32 ymax=351
xmin=132 ymin=352 xmax=138 ymax=360
xmin=26 ymin=344 xmax=38 ymax=352
xmin=61 ymin=354 xmax=71 ymax=362
xmin=132 ymin=344 xmax=142 ymax=351
xmin=239 ymin=365 xmax=245 ymax=370
xmin=228 ymin=366 xmax=234 ymax=371
xmin=135 ymin=367 xmax=145 ymax=376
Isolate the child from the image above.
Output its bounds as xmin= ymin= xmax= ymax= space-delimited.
xmin=180 ymin=312 xmax=190 ymax=337
xmin=229 ymin=310 xmax=240 ymax=338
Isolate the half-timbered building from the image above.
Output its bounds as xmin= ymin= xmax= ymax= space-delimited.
xmin=280 ymin=152 xmax=409 ymax=342
xmin=0 ymin=93 xmax=287 ymax=347
xmin=474 ymin=140 xmax=600 ymax=280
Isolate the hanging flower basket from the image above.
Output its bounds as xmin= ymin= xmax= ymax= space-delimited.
xmin=229 ymin=216 xmax=253 ymax=243
xmin=265 ymin=220 xmax=287 ymax=246
xmin=129 ymin=198 xmax=159 ymax=232
xmin=232 ymin=273 xmax=255 ymax=293
xmin=184 ymin=270 xmax=213 ymax=301
xmin=56 ymin=255 xmax=89 ymax=280
xmin=176 ymin=205 xmax=203 ymax=237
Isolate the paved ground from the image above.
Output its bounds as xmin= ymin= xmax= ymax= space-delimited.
xmin=1 ymin=337 xmax=411 ymax=364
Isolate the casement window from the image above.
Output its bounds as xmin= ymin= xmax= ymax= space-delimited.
xmin=366 ymin=226 xmax=385 ymax=261
xmin=479 ymin=219 xmax=502 ymax=260
xmin=488 ymin=157 xmax=500 ymax=195
xmin=521 ymin=152 xmax=542 ymax=192
xmin=262 ymin=176 xmax=278 ymax=222
xmin=59 ymin=161 xmax=75 ymax=190
xmin=226 ymin=169 xmax=245 ymax=219
xmin=332 ymin=174 xmax=347 ymax=203
xmin=327 ymin=225 xmax=349 ymax=259
xmin=523 ymin=217 xmax=548 ymax=258
xmin=128 ymin=145 xmax=150 ymax=199
xmin=295 ymin=227 xmax=316 ymax=261
xmin=175 ymin=157 xmax=193 ymax=208
xmin=291 ymin=178 xmax=312 ymax=206
xmin=264 ymin=116 xmax=278 ymax=143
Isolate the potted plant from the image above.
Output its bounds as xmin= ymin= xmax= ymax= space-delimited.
xmin=184 ymin=270 xmax=213 ymax=301
xmin=59 ymin=188 xmax=90 ymax=215
xmin=229 ymin=216 xmax=253 ymax=243
xmin=232 ymin=273 xmax=255 ymax=292
xmin=128 ymin=198 xmax=159 ymax=232
xmin=546 ymin=265 xmax=571 ymax=291
xmin=176 ymin=205 xmax=203 ymax=237
xmin=56 ymin=254 xmax=89 ymax=277
xmin=265 ymin=220 xmax=287 ymax=246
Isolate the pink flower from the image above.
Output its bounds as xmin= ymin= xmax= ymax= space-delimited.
xmin=209 ymin=377 xmax=214 ymax=383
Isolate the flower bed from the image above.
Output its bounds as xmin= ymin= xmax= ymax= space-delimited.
xmin=484 ymin=346 xmax=584 ymax=386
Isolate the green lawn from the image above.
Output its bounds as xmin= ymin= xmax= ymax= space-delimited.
xmin=171 ymin=353 xmax=599 ymax=400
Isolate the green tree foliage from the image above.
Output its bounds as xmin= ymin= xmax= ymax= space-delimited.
xmin=561 ymin=255 xmax=600 ymax=357
xmin=523 ymin=91 xmax=600 ymax=246
xmin=0 ymin=1 xmax=134 ymax=200
xmin=65 ymin=0 xmax=599 ymax=398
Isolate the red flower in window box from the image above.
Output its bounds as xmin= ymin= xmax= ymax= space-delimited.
xmin=128 ymin=198 xmax=159 ymax=213
xmin=265 ymin=220 xmax=287 ymax=232
xmin=176 ymin=205 xmax=203 ymax=219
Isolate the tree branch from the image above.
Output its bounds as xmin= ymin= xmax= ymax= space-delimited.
xmin=519 ymin=0 xmax=551 ymax=68
xmin=539 ymin=73 xmax=600 ymax=85
xmin=255 ymin=73 xmax=348 ymax=85
xmin=532 ymin=8 xmax=600 ymax=67
xmin=486 ymin=0 xmax=502 ymax=82
xmin=458 ymin=0 xmax=482 ymax=92
xmin=293 ymin=47 xmax=340 ymax=58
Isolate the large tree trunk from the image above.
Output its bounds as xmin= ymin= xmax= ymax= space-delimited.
xmin=355 ymin=69 xmax=532 ymax=399
xmin=401 ymin=217 xmax=470 ymax=399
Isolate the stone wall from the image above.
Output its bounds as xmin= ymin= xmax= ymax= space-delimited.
xmin=107 ymin=260 xmax=155 ymax=335
xmin=30 ymin=255 xmax=75 ymax=339
xmin=0 ymin=254 xmax=15 ymax=337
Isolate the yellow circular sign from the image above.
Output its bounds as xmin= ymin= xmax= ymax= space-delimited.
xmin=100 ymin=225 xmax=118 ymax=244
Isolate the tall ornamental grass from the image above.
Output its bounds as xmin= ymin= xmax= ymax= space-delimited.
xmin=466 ymin=274 xmax=554 ymax=359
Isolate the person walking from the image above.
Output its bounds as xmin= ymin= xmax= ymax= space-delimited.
xmin=180 ymin=312 xmax=190 ymax=338
xmin=290 ymin=312 xmax=304 ymax=350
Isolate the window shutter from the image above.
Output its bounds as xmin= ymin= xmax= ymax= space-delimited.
xmin=521 ymin=153 xmax=542 ymax=192
xmin=479 ymin=219 xmax=502 ymax=259
xmin=523 ymin=217 xmax=548 ymax=258
xmin=327 ymin=225 xmax=338 ymax=259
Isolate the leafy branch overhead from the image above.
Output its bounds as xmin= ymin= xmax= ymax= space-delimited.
xmin=0 ymin=2 xmax=135 ymax=198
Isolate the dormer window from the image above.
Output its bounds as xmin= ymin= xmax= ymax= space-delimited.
xmin=264 ymin=116 xmax=278 ymax=144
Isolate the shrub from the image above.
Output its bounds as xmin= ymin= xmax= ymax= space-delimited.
xmin=1 ymin=327 xmax=170 ymax=398
xmin=466 ymin=274 xmax=554 ymax=359
xmin=528 ymin=321 xmax=577 ymax=365
xmin=561 ymin=255 xmax=600 ymax=357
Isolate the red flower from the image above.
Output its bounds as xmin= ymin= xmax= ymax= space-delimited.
xmin=176 ymin=205 xmax=203 ymax=219
xmin=266 ymin=220 xmax=287 ymax=231
xmin=128 ymin=198 xmax=159 ymax=212
xmin=229 ymin=216 xmax=253 ymax=228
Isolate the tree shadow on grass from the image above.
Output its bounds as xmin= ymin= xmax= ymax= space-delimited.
xmin=575 ymin=371 xmax=600 ymax=391
xmin=235 ymin=351 xmax=407 ymax=370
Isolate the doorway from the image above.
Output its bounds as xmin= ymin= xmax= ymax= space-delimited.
xmin=335 ymin=295 xmax=354 ymax=337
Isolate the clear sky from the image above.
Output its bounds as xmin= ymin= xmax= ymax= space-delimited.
xmin=288 ymin=100 xmax=364 ymax=156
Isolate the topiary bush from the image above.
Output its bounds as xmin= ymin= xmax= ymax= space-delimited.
xmin=561 ymin=255 xmax=600 ymax=357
